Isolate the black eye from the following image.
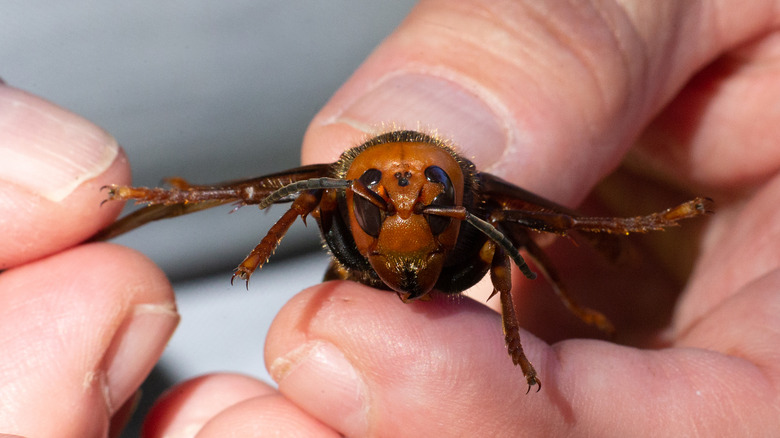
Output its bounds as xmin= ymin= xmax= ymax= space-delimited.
xmin=360 ymin=168 xmax=382 ymax=187
xmin=424 ymin=166 xmax=455 ymax=235
xmin=353 ymin=169 xmax=383 ymax=237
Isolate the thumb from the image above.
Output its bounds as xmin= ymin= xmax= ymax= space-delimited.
xmin=301 ymin=0 xmax=775 ymax=206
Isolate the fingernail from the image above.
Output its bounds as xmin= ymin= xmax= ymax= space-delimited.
xmin=0 ymin=85 xmax=119 ymax=202
xmin=270 ymin=341 xmax=369 ymax=436
xmin=104 ymin=303 xmax=179 ymax=413
xmin=334 ymin=73 xmax=509 ymax=167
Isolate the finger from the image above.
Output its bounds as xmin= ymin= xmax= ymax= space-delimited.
xmin=265 ymin=283 xmax=539 ymax=437
xmin=677 ymin=173 xmax=780 ymax=335
xmin=0 ymin=84 xmax=130 ymax=268
xmin=265 ymin=280 xmax=779 ymax=436
xmin=196 ymin=394 xmax=341 ymax=438
xmin=636 ymin=32 xmax=780 ymax=190
xmin=0 ymin=243 xmax=177 ymax=437
xmin=141 ymin=373 xmax=276 ymax=437
xmin=301 ymin=0 xmax=776 ymax=206
xmin=298 ymin=0 xmax=756 ymax=337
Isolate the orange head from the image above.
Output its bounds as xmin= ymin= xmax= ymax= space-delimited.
xmin=341 ymin=134 xmax=466 ymax=299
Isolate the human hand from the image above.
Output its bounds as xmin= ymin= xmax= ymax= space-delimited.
xmin=46 ymin=1 xmax=780 ymax=436
xmin=0 ymin=85 xmax=179 ymax=437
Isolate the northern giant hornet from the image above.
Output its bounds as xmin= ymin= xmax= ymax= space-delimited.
xmin=96 ymin=130 xmax=713 ymax=392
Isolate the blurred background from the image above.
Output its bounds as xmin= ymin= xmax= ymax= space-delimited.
xmin=2 ymin=1 xmax=417 ymax=434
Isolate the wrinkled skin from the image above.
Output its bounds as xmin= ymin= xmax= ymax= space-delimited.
xmin=1 ymin=1 xmax=780 ymax=436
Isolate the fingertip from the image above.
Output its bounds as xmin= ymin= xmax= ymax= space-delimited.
xmin=300 ymin=1 xmax=622 ymax=206
xmin=141 ymin=373 xmax=275 ymax=438
xmin=196 ymin=393 xmax=341 ymax=438
xmin=264 ymin=281 xmax=550 ymax=436
xmin=0 ymin=85 xmax=124 ymax=202
xmin=0 ymin=243 xmax=175 ymax=437
xmin=302 ymin=71 xmax=511 ymax=170
xmin=301 ymin=120 xmax=365 ymax=165
xmin=0 ymin=85 xmax=131 ymax=268
xmin=267 ymin=339 xmax=369 ymax=437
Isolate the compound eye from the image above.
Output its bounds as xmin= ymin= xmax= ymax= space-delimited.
xmin=424 ymin=166 xmax=455 ymax=235
xmin=353 ymin=168 xmax=383 ymax=237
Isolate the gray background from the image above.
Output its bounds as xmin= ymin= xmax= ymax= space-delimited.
xmin=2 ymin=1 xmax=417 ymax=434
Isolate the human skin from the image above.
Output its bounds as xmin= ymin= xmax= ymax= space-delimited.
xmin=0 ymin=86 xmax=178 ymax=437
xmin=3 ymin=0 xmax=780 ymax=437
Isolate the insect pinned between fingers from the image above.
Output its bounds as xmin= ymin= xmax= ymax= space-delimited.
xmin=96 ymin=130 xmax=713 ymax=393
